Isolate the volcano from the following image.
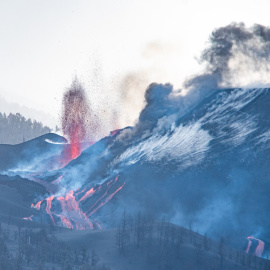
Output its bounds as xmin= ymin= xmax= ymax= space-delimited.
xmin=2 ymin=87 xmax=270 ymax=258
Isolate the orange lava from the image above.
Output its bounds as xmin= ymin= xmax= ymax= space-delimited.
xmin=31 ymin=200 xmax=42 ymax=210
xmin=46 ymin=196 xmax=55 ymax=225
xmin=79 ymin=188 xmax=95 ymax=202
xmin=88 ymin=182 xmax=125 ymax=217
xmin=30 ymin=175 xmax=124 ymax=231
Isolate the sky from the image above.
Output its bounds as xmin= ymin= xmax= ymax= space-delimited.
xmin=1 ymin=0 xmax=270 ymax=133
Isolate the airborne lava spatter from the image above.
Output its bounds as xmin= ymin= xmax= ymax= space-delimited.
xmin=61 ymin=77 xmax=97 ymax=160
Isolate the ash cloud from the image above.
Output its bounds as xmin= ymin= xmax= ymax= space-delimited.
xmin=136 ymin=83 xmax=179 ymax=133
xmin=118 ymin=71 xmax=149 ymax=127
xmin=185 ymin=22 xmax=270 ymax=92
xmin=121 ymin=23 xmax=270 ymax=139
xmin=116 ymin=41 xmax=182 ymax=130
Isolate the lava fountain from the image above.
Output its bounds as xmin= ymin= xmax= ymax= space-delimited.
xmin=61 ymin=77 xmax=96 ymax=160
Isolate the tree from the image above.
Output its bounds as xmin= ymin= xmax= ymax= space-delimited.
xmin=81 ymin=246 xmax=88 ymax=264
xmin=116 ymin=210 xmax=130 ymax=255
xmin=0 ymin=238 xmax=8 ymax=256
xmin=91 ymin=250 xmax=99 ymax=267
xmin=194 ymin=242 xmax=203 ymax=270
xmin=203 ymin=233 xmax=209 ymax=251
xmin=218 ymin=237 xmax=225 ymax=269
xmin=0 ymin=112 xmax=52 ymax=144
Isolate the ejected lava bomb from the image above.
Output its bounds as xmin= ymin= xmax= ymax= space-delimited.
xmin=61 ymin=78 xmax=96 ymax=159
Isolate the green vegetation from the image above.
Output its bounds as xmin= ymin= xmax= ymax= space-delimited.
xmin=0 ymin=112 xmax=52 ymax=144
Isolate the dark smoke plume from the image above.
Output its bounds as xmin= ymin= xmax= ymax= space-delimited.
xmin=126 ymin=23 xmax=270 ymax=138
xmin=185 ymin=22 xmax=270 ymax=91
xmin=61 ymin=77 xmax=98 ymax=144
xmin=137 ymin=83 xmax=179 ymax=132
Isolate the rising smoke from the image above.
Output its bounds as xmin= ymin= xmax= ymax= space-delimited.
xmin=185 ymin=22 xmax=270 ymax=91
xmin=125 ymin=22 xmax=270 ymax=138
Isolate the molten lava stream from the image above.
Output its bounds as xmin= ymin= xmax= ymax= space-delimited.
xmin=245 ymin=236 xmax=265 ymax=257
xmin=58 ymin=190 xmax=93 ymax=230
xmin=88 ymin=183 xmax=125 ymax=217
xmin=22 ymin=215 xmax=33 ymax=221
xmin=255 ymin=239 xmax=265 ymax=257
xmin=94 ymin=220 xmax=102 ymax=230
xmin=85 ymin=177 xmax=118 ymax=215
xmin=58 ymin=214 xmax=73 ymax=229
xmin=31 ymin=200 xmax=42 ymax=210
xmin=78 ymin=187 xmax=95 ymax=202
xmin=246 ymin=237 xmax=252 ymax=253
xmin=29 ymin=175 xmax=124 ymax=230
xmin=46 ymin=196 xmax=55 ymax=225
xmin=75 ymin=188 xmax=86 ymax=196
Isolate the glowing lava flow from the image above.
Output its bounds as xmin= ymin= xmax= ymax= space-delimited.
xmin=255 ymin=239 xmax=265 ymax=257
xmin=46 ymin=196 xmax=55 ymax=225
xmin=88 ymin=183 xmax=125 ymax=217
xmin=246 ymin=236 xmax=265 ymax=257
xmin=246 ymin=237 xmax=252 ymax=253
xmin=75 ymin=188 xmax=86 ymax=196
xmin=28 ymin=175 xmax=124 ymax=230
xmin=31 ymin=200 xmax=42 ymax=210
xmin=86 ymin=177 xmax=118 ymax=215
xmin=58 ymin=190 xmax=94 ymax=230
xmin=22 ymin=215 xmax=33 ymax=221
xmin=78 ymin=188 xmax=95 ymax=202
xmin=58 ymin=215 xmax=73 ymax=229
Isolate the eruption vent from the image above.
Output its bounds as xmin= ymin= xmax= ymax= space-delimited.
xmin=61 ymin=77 xmax=96 ymax=159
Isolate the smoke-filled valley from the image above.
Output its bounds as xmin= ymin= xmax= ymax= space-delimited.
xmin=1 ymin=22 xmax=270 ymax=270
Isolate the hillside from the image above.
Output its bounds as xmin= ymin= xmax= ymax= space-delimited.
xmin=0 ymin=133 xmax=67 ymax=171
xmin=1 ymin=87 xmax=270 ymax=269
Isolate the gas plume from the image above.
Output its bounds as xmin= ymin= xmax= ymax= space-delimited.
xmin=121 ymin=23 xmax=270 ymax=140
xmin=185 ymin=23 xmax=270 ymax=93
